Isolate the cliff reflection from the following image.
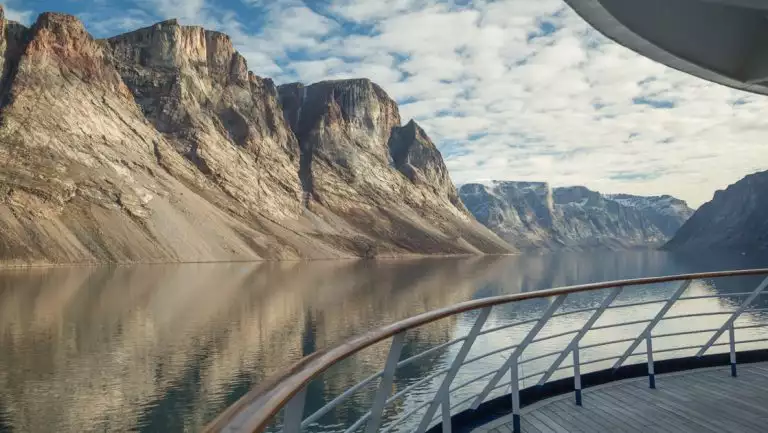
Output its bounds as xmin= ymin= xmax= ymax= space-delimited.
xmin=0 ymin=258 xmax=507 ymax=432
xmin=0 ymin=251 xmax=763 ymax=432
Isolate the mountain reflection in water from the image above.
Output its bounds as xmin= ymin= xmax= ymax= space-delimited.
xmin=0 ymin=251 xmax=766 ymax=432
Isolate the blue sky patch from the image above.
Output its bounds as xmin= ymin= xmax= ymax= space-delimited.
xmin=632 ymin=96 xmax=675 ymax=109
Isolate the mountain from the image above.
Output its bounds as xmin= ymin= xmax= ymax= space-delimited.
xmin=459 ymin=181 xmax=694 ymax=250
xmin=665 ymin=171 xmax=768 ymax=251
xmin=0 ymin=9 xmax=512 ymax=265
xmin=607 ymin=194 xmax=695 ymax=237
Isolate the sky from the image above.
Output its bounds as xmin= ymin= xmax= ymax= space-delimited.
xmin=5 ymin=0 xmax=768 ymax=208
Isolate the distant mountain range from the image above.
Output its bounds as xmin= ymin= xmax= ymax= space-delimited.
xmin=459 ymin=181 xmax=694 ymax=251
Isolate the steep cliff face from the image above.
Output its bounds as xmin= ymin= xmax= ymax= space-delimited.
xmin=0 ymin=12 xmax=316 ymax=264
xmin=278 ymin=79 xmax=512 ymax=255
xmin=459 ymin=182 xmax=556 ymax=249
xmin=106 ymin=20 xmax=302 ymax=219
xmin=388 ymin=119 xmax=465 ymax=209
xmin=665 ymin=171 xmax=768 ymax=251
xmin=460 ymin=181 xmax=693 ymax=250
xmin=0 ymin=8 xmax=29 ymax=103
xmin=0 ymin=10 xmax=512 ymax=264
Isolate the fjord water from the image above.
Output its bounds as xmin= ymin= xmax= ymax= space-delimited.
xmin=1 ymin=252 xmax=767 ymax=433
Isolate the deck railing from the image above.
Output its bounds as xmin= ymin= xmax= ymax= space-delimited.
xmin=205 ymin=269 xmax=768 ymax=433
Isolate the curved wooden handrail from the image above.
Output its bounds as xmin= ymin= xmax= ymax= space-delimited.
xmin=204 ymin=268 xmax=768 ymax=433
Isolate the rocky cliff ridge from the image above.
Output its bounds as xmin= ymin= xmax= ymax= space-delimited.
xmin=665 ymin=170 xmax=768 ymax=251
xmin=0 ymin=8 xmax=513 ymax=264
xmin=460 ymin=181 xmax=694 ymax=250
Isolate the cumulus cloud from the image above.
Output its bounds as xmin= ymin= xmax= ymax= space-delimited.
xmin=20 ymin=0 xmax=768 ymax=207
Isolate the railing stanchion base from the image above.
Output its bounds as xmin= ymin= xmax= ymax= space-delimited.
xmin=512 ymin=414 xmax=521 ymax=433
xmin=729 ymin=323 xmax=738 ymax=377
xmin=647 ymin=336 xmax=656 ymax=389
xmin=573 ymin=344 xmax=582 ymax=406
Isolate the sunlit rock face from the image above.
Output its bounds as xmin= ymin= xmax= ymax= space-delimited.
xmin=460 ymin=181 xmax=694 ymax=250
xmin=665 ymin=170 xmax=768 ymax=251
xmin=277 ymin=78 xmax=513 ymax=256
xmin=0 ymin=9 xmax=513 ymax=264
xmin=107 ymin=19 xmax=303 ymax=220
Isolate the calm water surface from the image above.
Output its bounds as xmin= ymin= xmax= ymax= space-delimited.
xmin=1 ymin=251 xmax=767 ymax=432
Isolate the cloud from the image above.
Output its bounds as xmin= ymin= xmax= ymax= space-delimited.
xmin=79 ymin=9 xmax=155 ymax=36
xmin=2 ymin=2 xmax=33 ymax=24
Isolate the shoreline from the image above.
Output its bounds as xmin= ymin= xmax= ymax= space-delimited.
xmin=0 ymin=252 xmax=521 ymax=270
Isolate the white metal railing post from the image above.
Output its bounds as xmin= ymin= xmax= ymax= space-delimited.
xmin=538 ymin=286 xmax=623 ymax=385
xmin=365 ymin=333 xmax=406 ymax=433
xmin=646 ymin=336 xmax=655 ymax=389
xmin=441 ymin=394 xmax=452 ymax=433
xmin=729 ymin=323 xmax=737 ymax=377
xmin=696 ymin=276 xmax=768 ymax=357
xmin=510 ymin=357 xmax=521 ymax=433
xmin=470 ymin=295 xmax=567 ymax=410
xmin=415 ymin=307 xmax=492 ymax=433
xmin=283 ymin=387 xmax=308 ymax=433
xmin=613 ymin=280 xmax=692 ymax=370
xmin=573 ymin=344 xmax=582 ymax=406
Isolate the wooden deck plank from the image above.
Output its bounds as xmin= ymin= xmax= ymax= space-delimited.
xmin=548 ymin=401 xmax=626 ymax=433
xmin=625 ymin=380 xmax=745 ymax=433
xmin=534 ymin=406 xmax=588 ymax=433
xmin=616 ymin=382 xmax=723 ymax=433
xmin=596 ymin=386 xmax=704 ymax=433
xmin=679 ymin=374 xmax=768 ymax=428
xmin=473 ymin=362 xmax=768 ymax=433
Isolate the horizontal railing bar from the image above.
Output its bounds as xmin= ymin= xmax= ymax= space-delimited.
xmin=662 ymin=311 xmax=733 ymax=320
xmin=428 ymin=395 xmax=476 ymax=431
xmin=302 ymin=371 xmax=383 ymax=426
xmin=520 ymin=349 xmax=563 ymax=365
xmin=479 ymin=318 xmax=540 ymax=336
xmin=381 ymin=401 xmax=431 ymax=433
xmin=520 ymin=370 xmax=547 ymax=381
xmin=493 ymin=379 xmax=513 ymax=391
xmin=576 ymin=355 xmax=620 ymax=367
xmin=580 ymin=337 xmax=636 ymax=349
xmin=607 ymin=299 xmax=667 ymax=309
xmin=450 ymin=371 xmax=497 ymax=393
xmin=397 ymin=338 xmax=465 ymax=368
xmin=429 ymin=394 xmax=478 ymax=425
xmin=462 ymin=344 xmax=518 ymax=366
xmin=531 ymin=329 xmax=579 ymax=344
xmin=746 ymin=307 xmax=768 ymax=313
xmin=450 ymin=394 xmax=476 ymax=412
xmin=385 ymin=368 xmax=449 ymax=406
xmin=550 ymin=306 xmax=599 ymax=318
xmin=592 ymin=318 xmax=652 ymax=330
xmin=343 ymin=410 xmax=371 ymax=433
xmin=653 ymin=342 xmax=728 ymax=355
xmin=736 ymin=337 xmax=768 ymax=345
xmin=205 ymin=268 xmax=768 ymax=433
xmin=652 ymin=328 xmax=722 ymax=339
xmin=679 ymin=292 xmax=757 ymax=300
xmin=736 ymin=323 xmax=768 ymax=330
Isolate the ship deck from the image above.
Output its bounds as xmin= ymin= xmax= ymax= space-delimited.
xmin=473 ymin=362 xmax=768 ymax=433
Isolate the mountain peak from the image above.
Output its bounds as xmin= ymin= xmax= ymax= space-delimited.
xmin=31 ymin=12 xmax=90 ymax=46
xmin=108 ymin=18 xmax=249 ymax=84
